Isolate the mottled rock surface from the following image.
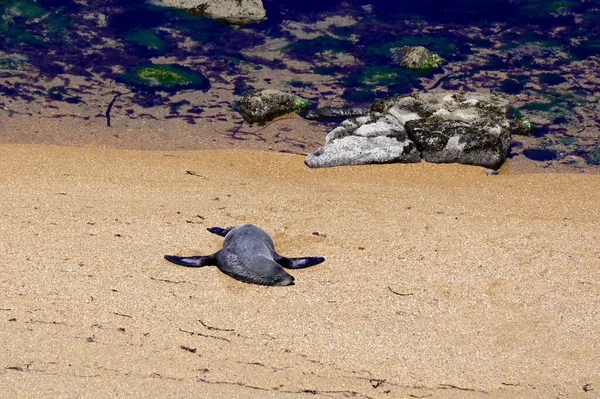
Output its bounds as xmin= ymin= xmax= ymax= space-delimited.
xmin=304 ymin=106 xmax=369 ymax=120
xmin=304 ymin=113 xmax=421 ymax=167
xmin=152 ymin=0 xmax=266 ymax=26
xmin=239 ymin=89 xmax=309 ymax=124
xmin=399 ymin=46 xmax=444 ymax=71
xmin=306 ymin=91 xmax=511 ymax=169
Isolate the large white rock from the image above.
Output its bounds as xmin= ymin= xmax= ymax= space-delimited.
xmin=304 ymin=112 xmax=421 ymax=168
xmin=152 ymin=0 xmax=266 ymax=26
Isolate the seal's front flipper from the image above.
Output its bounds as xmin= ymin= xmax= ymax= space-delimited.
xmin=164 ymin=254 xmax=217 ymax=267
xmin=277 ymin=256 xmax=325 ymax=269
xmin=207 ymin=226 xmax=234 ymax=237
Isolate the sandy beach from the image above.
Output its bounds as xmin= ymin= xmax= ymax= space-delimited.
xmin=1 ymin=143 xmax=599 ymax=398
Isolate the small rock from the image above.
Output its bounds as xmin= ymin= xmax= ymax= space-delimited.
xmin=239 ymin=89 xmax=309 ymax=124
xmin=511 ymin=116 xmax=536 ymax=136
xmin=399 ymin=46 xmax=444 ymax=71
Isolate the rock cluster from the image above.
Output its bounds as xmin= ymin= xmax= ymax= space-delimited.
xmin=305 ymin=91 xmax=511 ymax=170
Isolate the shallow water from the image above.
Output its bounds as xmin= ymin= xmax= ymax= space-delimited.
xmin=0 ymin=0 xmax=599 ymax=172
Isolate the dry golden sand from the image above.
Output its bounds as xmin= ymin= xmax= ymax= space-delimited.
xmin=1 ymin=144 xmax=599 ymax=398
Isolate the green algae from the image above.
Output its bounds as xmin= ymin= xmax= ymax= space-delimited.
xmin=512 ymin=116 xmax=536 ymax=136
xmin=2 ymin=0 xmax=46 ymax=21
xmin=340 ymin=64 xmax=416 ymax=101
xmin=417 ymin=52 xmax=445 ymax=72
xmin=0 ymin=0 xmax=47 ymax=44
xmin=354 ymin=64 xmax=417 ymax=87
xmin=120 ymin=64 xmax=210 ymax=93
xmin=292 ymin=96 xmax=309 ymax=112
xmin=125 ymin=29 xmax=168 ymax=52
xmin=0 ymin=0 xmax=71 ymax=45
xmin=137 ymin=66 xmax=188 ymax=84
xmin=359 ymin=66 xmax=402 ymax=85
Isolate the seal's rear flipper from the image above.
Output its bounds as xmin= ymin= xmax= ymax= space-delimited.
xmin=207 ymin=226 xmax=234 ymax=237
xmin=164 ymin=254 xmax=217 ymax=267
xmin=277 ymin=256 xmax=325 ymax=269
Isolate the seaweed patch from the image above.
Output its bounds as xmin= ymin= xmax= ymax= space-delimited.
xmin=118 ymin=64 xmax=210 ymax=94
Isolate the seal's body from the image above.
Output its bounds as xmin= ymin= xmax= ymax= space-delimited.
xmin=164 ymin=224 xmax=325 ymax=286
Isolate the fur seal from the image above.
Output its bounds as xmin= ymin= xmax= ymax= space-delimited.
xmin=164 ymin=224 xmax=325 ymax=286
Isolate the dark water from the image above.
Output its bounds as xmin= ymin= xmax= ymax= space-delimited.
xmin=0 ymin=0 xmax=599 ymax=170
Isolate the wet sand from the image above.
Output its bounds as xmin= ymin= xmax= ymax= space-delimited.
xmin=1 ymin=143 xmax=599 ymax=398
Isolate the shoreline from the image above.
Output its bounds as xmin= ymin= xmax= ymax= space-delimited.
xmin=1 ymin=113 xmax=597 ymax=174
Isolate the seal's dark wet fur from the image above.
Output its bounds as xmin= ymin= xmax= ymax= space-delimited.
xmin=164 ymin=224 xmax=325 ymax=286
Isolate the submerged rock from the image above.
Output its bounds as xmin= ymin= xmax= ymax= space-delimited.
xmin=399 ymin=46 xmax=444 ymax=71
xmin=152 ymin=0 xmax=266 ymax=26
xmin=239 ymin=89 xmax=309 ymax=124
xmin=306 ymin=91 xmax=511 ymax=170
